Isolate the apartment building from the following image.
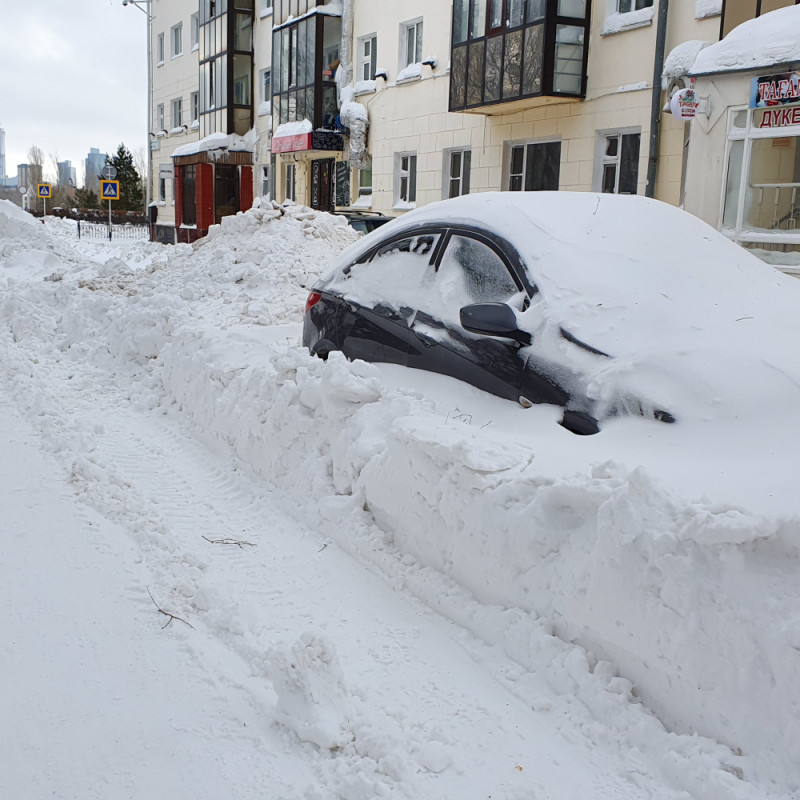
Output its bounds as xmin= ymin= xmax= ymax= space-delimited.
xmin=147 ymin=0 xmax=800 ymax=268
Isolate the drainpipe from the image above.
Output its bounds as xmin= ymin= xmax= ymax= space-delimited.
xmin=645 ymin=0 xmax=669 ymax=198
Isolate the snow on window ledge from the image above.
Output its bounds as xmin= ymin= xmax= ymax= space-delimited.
xmin=257 ymin=101 xmax=272 ymax=117
xmin=695 ymin=0 xmax=722 ymax=18
xmin=169 ymin=126 xmax=185 ymax=135
xmin=396 ymin=63 xmax=423 ymax=83
xmin=602 ymin=6 xmax=654 ymax=35
xmin=392 ymin=200 xmax=416 ymax=211
xmin=259 ymin=7 xmax=274 ymax=18
xmin=352 ymin=194 xmax=373 ymax=210
xmin=190 ymin=120 xmax=200 ymax=130
xmin=354 ymin=80 xmax=377 ymax=96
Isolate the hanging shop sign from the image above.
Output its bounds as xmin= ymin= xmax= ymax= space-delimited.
xmin=670 ymin=87 xmax=701 ymax=120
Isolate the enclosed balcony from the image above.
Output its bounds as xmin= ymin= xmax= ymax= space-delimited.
xmin=271 ymin=9 xmax=344 ymax=153
xmin=449 ymin=0 xmax=590 ymax=114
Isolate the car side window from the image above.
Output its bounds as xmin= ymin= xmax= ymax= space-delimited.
xmin=324 ymin=231 xmax=442 ymax=311
xmin=373 ymin=233 xmax=439 ymax=261
xmin=414 ymin=234 xmax=520 ymax=328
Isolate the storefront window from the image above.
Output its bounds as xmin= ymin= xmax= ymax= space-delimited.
xmin=722 ymin=105 xmax=800 ymax=266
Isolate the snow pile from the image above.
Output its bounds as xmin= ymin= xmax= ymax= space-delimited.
xmin=1 ymin=198 xmax=799 ymax=797
xmin=690 ymin=4 xmax=800 ymax=74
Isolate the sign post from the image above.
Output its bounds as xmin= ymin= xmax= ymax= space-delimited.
xmin=100 ymin=169 xmax=119 ymax=240
xmin=37 ymin=183 xmax=52 ymax=217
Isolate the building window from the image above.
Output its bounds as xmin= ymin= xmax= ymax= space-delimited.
xmin=171 ymin=97 xmax=183 ymax=129
xmin=156 ymin=103 xmax=165 ymax=132
xmin=402 ymin=20 xmax=423 ymax=68
xmin=506 ymin=140 xmax=561 ymax=191
xmin=396 ymin=153 xmax=417 ymax=205
xmin=261 ymin=68 xmax=271 ymax=103
xmin=360 ymin=35 xmax=377 ymax=81
xmin=159 ymin=177 xmax=166 ymax=203
xmin=190 ymin=91 xmax=199 ymax=123
xmin=191 ymin=13 xmax=199 ymax=50
xmin=260 ymin=0 xmax=273 ymax=13
xmin=617 ymin=0 xmax=652 ymax=10
xmin=157 ymin=32 xmax=165 ymax=64
xmin=597 ymin=132 xmax=640 ymax=194
xmin=261 ymin=165 xmax=271 ymax=199
xmin=171 ymin=23 xmax=183 ymax=58
xmin=285 ymin=163 xmax=296 ymax=202
xmin=445 ymin=149 xmax=471 ymax=198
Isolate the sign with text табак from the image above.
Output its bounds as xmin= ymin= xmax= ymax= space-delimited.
xmin=100 ymin=180 xmax=120 ymax=201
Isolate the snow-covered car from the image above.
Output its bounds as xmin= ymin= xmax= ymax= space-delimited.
xmin=303 ymin=192 xmax=800 ymax=435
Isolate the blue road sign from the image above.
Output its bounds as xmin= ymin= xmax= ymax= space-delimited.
xmin=100 ymin=180 xmax=120 ymax=200
xmin=37 ymin=183 xmax=52 ymax=198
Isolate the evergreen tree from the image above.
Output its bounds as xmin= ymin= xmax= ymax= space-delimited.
xmin=106 ymin=143 xmax=144 ymax=212
xmin=74 ymin=187 xmax=100 ymax=210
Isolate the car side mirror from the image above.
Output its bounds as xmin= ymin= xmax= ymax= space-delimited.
xmin=460 ymin=302 xmax=532 ymax=346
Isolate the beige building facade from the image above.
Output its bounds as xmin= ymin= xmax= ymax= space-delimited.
xmin=145 ymin=0 xmax=800 ymax=266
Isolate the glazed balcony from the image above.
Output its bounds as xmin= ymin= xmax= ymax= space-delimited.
xmin=449 ymin=0 xmax=590 ymax=114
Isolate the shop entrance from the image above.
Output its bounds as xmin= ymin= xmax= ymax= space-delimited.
xmin=310 ymin=159 xmax=335 ymax=212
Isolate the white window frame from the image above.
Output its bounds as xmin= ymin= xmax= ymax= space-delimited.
xmin=400 ymin=19 xmax=423 ymax=69
xmin=171 ymin=97 xmax=183 ymax=129
xmin=157 ymin=32 xmax=165 ymax=64
xmin=360 ymin=34 xmax=377 ymax=82
xmin=443 ymin=148 xmax=471 ymax=199
xmin=171 ymin=23 xmax=183 ymax=58
xmin=190 ymin=91 xmax=200 ymax=124
xmin=158 ymin=176 xmax=167 ymax=203
xmin=259 ymin=0 xmax=274 ymax=16
xmin=394 ymin=152 xmax=417 ymax=208
xmin=593 ymin=128 xmax=641 ymax=195
xmin=261 ymin=67 xmax=272 ymax=103
xmin=504 ymin=138 xmax=562 ymax=192
xmin=191 ymin=13 xmax=199 ymax=50
xmin=156 ymin=103 xmax=165 ymax=133
xmin=285 ymin=163 xmax=296 ymax=203
xmin=261 ymin=164 xmax=271 ymax=199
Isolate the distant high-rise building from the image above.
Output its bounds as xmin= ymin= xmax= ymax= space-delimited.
xmin=57 ymin=160 xmax=77 ymax=188
xmin=85 ymin=147 xmax=107 ymax=193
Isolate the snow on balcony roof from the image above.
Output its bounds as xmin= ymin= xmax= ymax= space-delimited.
xmin=171 ymin=131 xmax=257 ymax=159
xmin=273 ymin=0 xmax=343 ymax=31
xmin=689 ymin=4 xmax=800 ymax=75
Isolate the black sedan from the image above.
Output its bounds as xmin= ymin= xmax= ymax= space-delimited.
xmin=303 ymin=192 xmax=784 ymax=435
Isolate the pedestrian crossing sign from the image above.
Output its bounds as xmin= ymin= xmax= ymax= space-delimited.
xmin=100 ymin=180 xmax=120 ymax=200
xmin=37 ymin=183 xmax=52 ymax=198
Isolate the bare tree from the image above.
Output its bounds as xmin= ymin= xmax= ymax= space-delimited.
xmin=27 ymin=146 xmax=45 ymax=212
xmin=132 ymin=145 xmax=148 ymax=204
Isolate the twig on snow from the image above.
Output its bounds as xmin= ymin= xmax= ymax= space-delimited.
xmin=202 ymin=536 xmax=257 ymax=549
xmin=146 ymin=587 xmax=194 ymax=630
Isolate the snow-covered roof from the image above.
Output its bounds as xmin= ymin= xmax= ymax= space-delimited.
xmin=171 ymin=130 xmax=257 ymax=159
xmin=689 ymin=4 xmax=800 ymax=75
xmin=662 ymin=40 xmax=711 ymax=85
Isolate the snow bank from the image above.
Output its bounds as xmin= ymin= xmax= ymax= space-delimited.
xmin=1 ymin=199 xmax=798 ymax=795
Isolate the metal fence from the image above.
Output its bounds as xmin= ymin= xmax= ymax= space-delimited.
xmin=76 ymin=220 xmax=150 ymax=240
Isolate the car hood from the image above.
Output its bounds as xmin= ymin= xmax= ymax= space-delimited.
xmin=331 ymin=192 xmax=800 ymax=421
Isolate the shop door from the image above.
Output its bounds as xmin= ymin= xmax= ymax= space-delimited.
xmin=311 ymin=159 xmax=335 ymax=212
xmin=215 ymin=165 xmax=240 ymax=225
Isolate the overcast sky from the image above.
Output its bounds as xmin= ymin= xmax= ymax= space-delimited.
xmin=0 ymin=0 xmax=147 ymax=183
